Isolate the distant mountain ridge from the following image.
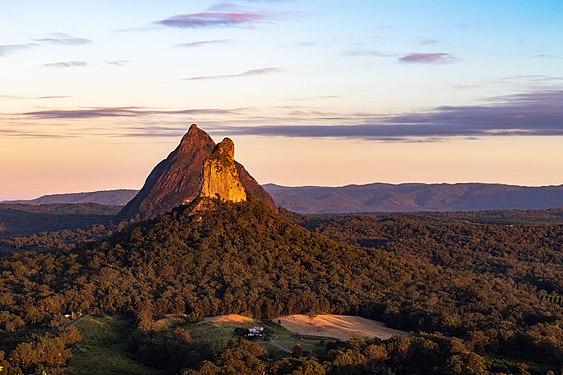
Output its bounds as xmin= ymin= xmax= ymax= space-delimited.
xmin=6 ymin=183 xmax=563 ymax=214
xmin=4 ymin=189 xmax=138 ymax=206
xmin=263 ymin=182 xmax=563 ymax=214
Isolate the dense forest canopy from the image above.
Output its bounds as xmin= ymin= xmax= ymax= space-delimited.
xmin=0 ymin=200 xmax=561 ymax=374
xmin=287 ymin=209 xmax=563 ymax=294
xmin=0 ymin=203 xmax=119 ymax=240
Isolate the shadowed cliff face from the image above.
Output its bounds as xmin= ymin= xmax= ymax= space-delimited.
xmin=117 ymin=124 xmax=276 ymax=221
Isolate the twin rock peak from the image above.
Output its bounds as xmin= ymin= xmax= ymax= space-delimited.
xmin=117 ymin=124 xmax=277 ymax=221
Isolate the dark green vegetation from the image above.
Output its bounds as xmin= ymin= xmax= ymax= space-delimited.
xmin=0 ymin=203 xmax=118 ymax=240
xmin=0 ymin=199 xmax=561 ymax=374
xmin=288 ymin=209 xmax=563 ymax=293
xmin=0 ymin=203 xmax=118 ymax=257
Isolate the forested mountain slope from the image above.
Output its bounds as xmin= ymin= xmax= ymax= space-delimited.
xmin=0 ymin=199 xmax=561 ymax=374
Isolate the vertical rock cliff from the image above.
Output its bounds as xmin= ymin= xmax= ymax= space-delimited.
xmin=199 ymin=138 xmax=247 ymax=202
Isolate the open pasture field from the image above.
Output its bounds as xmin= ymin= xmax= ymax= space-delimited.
xmin=278 ymin=314 xmax=410 ymax=341
xmin=66 ymin=315 xmax=161 ymax=375
xmin=190 ymin=314 xmax=329 ymax=357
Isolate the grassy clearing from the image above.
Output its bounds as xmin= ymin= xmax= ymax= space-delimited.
xmin=66 ymin=315 xmax=161 ymax=375
xmin=186 ymin=314 xmax=330 ymax=358
xmin=261 ymin=320 xmax=329 ymax=358
xmin=188 ymin=321 xmax=235 ymax=352
xmin=278 ymin=314 xmax=410 ymax=341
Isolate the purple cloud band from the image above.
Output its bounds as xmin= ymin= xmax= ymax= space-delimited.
xmin=399 ymin=52 xmax=455 ymax=64
xmin=22 ymin=107 xmax=244 ymax=119
xmin=16 ymin=91 xmax=563 ymax=142
xmin=218 ymin=91 xmax=563 ymax=140
xmin=157 ymin=12 xmax=267 ymax=28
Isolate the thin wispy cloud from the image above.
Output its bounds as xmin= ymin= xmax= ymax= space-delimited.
xmin=33 ymin=33 xmax=92 ymax=45
xmin=106 ymin=60 xmax=130 ymax=66
xmin=294 ymin=42 xmax=317 ymax=47
xmin=416 ymin=37 xmax=439 ymax=45
xmin=176 ymin=39 xmax=235 ymax=48
xmin=0 ymin=94 xmax=71 ymax=100
xmin=533 ymin=54 xmax=559 ymax=59
xmin=156 ymin=12 xmax=268 ymax=28
xmin=0 ymin=95 xmax=27 ymax=100
xmin=399 ymin=52 xmax=455 ymax=64
xmin=343 ymin=49 xmax=395 ymax=57
xmin=211 ymin=91 xmax=563 ymax=141
xmin=0 ymin=128 xmax=72 ymax=139
xmin=42 ymin=61 xmax=88 ymax=68
xmin=183 ymin=67 xmax=283 ymax=80
xmin=285 ymin=95 xmax=340 ymax=101
xmin=22 ymin=106 xmax=245 ymax=119
xmin=206 ymin=3 xmax=248 ymax=12
xmin=0 ymin=44 xmax=36 ymax=57
xmin=451 ymin=83 xmax=481 ymax=90
xmin=38 ymin=95 xmax=72 ymax=99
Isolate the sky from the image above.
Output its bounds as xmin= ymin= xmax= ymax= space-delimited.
xmin=1 ymin=0 xmax=562 ymax=200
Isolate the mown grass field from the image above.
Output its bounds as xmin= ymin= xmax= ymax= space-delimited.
xmin=66 ymin=315 xmax=161 ymax=375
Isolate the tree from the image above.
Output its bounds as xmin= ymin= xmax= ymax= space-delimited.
xmin=292 ymin=344 xmax=303 ymax=358
xmin=307 ymin=311 xmax=318 ymax=325
xmin=292 ymin=358 xmax=326 ymax=375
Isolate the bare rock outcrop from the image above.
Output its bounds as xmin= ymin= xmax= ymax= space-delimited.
xmin=200 ymin=138 xmax=247 ymax=202
xmin=117 ymin=124 xmax=276 ymax=221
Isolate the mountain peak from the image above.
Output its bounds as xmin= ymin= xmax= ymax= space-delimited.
xmin=178 ymin=123 xmax=214 ymax=152
xmin=117 ymin=125 xmax=276 ymax=221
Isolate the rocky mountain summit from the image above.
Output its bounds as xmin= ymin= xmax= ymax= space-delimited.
xmin=117 ymin=124 xmax=276 ymax=221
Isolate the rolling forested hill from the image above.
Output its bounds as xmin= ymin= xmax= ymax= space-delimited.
xmin=264 ymin=183 xmax=563 ymax=213
xmin=0 ymin=199 xmax=561 ymax=374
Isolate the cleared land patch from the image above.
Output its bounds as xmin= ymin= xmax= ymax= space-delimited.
xmin=66 ymin=315 xmax=161 ymax=375
xmin=278 ymin=314 xmax=410 ymax=340
xmin=189 ymin=314 xmax=329 ymax=357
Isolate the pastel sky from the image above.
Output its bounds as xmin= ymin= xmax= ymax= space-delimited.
xmin=1 ymin=0 xmax=562 ymax=199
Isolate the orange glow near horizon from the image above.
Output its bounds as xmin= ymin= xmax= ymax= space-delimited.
xmin=1 ymin=132 xmax=561 ymax=200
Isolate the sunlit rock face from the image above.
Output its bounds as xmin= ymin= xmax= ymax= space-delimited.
xmin=200 ymin=138 xmax=247 ymax=203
